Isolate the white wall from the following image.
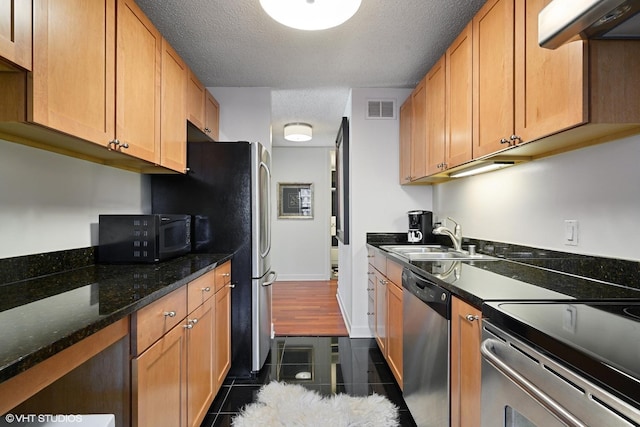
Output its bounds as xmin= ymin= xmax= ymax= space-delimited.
xmin=271 ymin=146 xmax=333 ymax=280
xmin=207 ymin=87 xmax=272 ymax=151
xmin=338 ymin=88 xmax=433 ymax=337
xmin=0 ymin=140 xmax=148 ymax=258
xmin=434 ymin=133 xmax=640 ymax=261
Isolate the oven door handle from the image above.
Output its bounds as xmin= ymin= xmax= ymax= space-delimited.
xmin=481 ymin=338 xmax=587 ymax=427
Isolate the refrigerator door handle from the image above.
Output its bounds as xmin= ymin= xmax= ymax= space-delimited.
xmin=262 ymin=270 xmax=278 ymax=287
xmin=260 ymin=160 xmax=272 ymax=259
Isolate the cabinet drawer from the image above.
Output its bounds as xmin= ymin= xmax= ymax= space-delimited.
xmin=373 ymin=250 xmax=387 ymax=275
xmin=187 ymin=269 xmax=215 ymax=313
xmin=386 ymin=259 xmax=403 ymax=288
xmin=214 ymin=261 xmax=231 ymax=293
xmin=132 ymin=286 xmax=187 ymax=355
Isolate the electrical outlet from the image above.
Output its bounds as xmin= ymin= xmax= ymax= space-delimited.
xmin=564 ymin=220 xmax=578 ymax=246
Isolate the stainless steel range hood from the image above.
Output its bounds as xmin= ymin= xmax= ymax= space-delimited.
xmin=539 ymin=0 xmax=640 ymax=48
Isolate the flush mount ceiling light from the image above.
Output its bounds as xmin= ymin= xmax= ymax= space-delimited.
xmin=284 ymin=122 xmax=313 ymax=141
xmin=259 ymin=0 xmax=362 ymax=31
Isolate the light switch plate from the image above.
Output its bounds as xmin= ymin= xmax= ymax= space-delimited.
xmin=564 ymin=220 xmax=578 ymax=246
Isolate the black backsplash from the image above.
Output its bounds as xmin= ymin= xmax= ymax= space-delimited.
xmin=367 ymin=233 xmax=640 ymax=291
xmin=0 ymin=247 xmax=96 ymax=285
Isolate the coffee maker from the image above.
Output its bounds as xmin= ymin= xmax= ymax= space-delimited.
xmin=407 ymin=210 xmax=433 ymax=244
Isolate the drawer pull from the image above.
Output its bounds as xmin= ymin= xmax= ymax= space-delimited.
xmin=189 ymin=318 xmax=198 ymax=325
xmin=228 ymin=283 xmax=236 ymax=288
xmin=164 ymin=311 xmax=177 ymax=318
xmin=183 ymin=323 xmax=193 ymax=329
xmin=222 ymin=273 xmax=231 ymax=278
xmin=466 ymin=314 xmax=479 ymax=322
xmin=202 ymin=287 xmax=211 ymax=292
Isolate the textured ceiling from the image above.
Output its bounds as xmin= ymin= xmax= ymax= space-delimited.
xmin=135 ymin=0 xmax=486 ymax=147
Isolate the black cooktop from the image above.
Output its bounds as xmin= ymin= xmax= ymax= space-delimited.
xmin=483 ymin=300 xmax=640 ymax=410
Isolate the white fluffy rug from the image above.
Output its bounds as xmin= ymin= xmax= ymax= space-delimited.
xmin=233 ymin=381 xmax=399 ymax=427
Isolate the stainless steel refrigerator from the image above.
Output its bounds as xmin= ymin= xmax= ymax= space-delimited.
xmin=151 ymin=138 xmax=275 ymax=377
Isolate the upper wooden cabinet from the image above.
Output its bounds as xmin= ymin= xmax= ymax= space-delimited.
xmin=30 ymin=0 xmax=117 ymax=148
xmin=472 ymin=0 xmax=515 ymax=158
xmin=446 ymin=23 xmax=473 ymax=169
xmin=402 ymin=0 xmax=640 ymax=183
xmin=0 ymin=0 xmax=32 ymax=70
xmin=187 ymin=69 xmax=221 ymax=140
xmin=411 ymin=77 xmax=428 ymax=180
xmin=205 ymin=90 xmax=220 ymax=141
xmin=425 ymin=56 xmax=446 ymax=176
xmin=0 ymin=0 xmax=192 ymax=173
xmin=399 ymin=96 xmax=412 ymax=184
xmin=116 ymin=0 xmax=162 ymax=164
xmin=187 ymin=70 xmax=206 ymax=130
xmin=474 ymin=0 xmax=640 ymax=160
xmin=161 ymin=38 xmax=188 ymax=172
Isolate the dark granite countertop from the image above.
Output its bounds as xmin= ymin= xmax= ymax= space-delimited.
xmin=0 ymin=252 xmax=231 ymax=384
xmin=367 ymin=233 xmax=640 ymax=308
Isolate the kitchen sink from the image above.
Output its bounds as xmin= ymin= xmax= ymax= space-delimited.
xmin=380 ymin=245 xmax=496 ymax=261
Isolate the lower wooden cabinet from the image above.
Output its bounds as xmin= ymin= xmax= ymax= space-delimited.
xmin=450 ymin=296 xmax=482 ymax=427
xmin=133 ymin=317 xmax=188 ymax=427
xmin=369 ymin=247 xmax=403 ymax=389
xmin=214 ymin=282 xmax=231 ymax=389
xmin=186 ymin=298 xmax=215 ymax=427
xmin=386 ymin=280 xmax=403 ymax=390
xmin=132 ymin=261 xmax=231 ymax=427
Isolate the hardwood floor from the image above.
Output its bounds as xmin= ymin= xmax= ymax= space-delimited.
xmin=272 ymin=280 xmax=348 ymax=336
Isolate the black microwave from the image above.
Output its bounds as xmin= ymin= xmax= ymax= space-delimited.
xmin=98 ymin=214 xmax=191 ymax=263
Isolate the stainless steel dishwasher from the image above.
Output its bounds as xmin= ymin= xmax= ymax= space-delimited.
xmin=402 ymin=267 xmax=451 ymax=427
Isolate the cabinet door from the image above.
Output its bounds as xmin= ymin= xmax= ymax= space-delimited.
xmin=399 ymin=96 xmax=412 ymax=184
xmin=214 ymin=283 xmax=231 ymax=389
xmin=116 ymin=0 xmax=161 ymax=163
xmin=160 ymin=38 xmax=187 ymax=173
xmin=515 ymin=0 xmax=587 ymax=143
xmin=387 ymin=282 xmax=403 ymax=390
xmin=205 ymin=90 xmax=220 ymax=141
xmin=451 ymin=297 xmax=482 ymax=427
xmin=0 ymin=0 xmax=31 ymax=70
xmin=32 ymin=0 xmax=115 ymax=145
xmin=374 ymin=271 xmax=387 ymax=355
xmin=133 ymin=321 xmax=187 ymax=427
xmin=187 ymin=299 xmax=215 ymax=427
xmin=187 ymin=70 xmax=205 ymax=130
xmin=411 ymin=77 xmax=427 ymax=180
xmin=426 ymin=56 xmax=446 ymax=176
xmin=473 ymin=0 xmax=515 ymax=158
xmin=446 ymin=23 xmax=473 ymax=169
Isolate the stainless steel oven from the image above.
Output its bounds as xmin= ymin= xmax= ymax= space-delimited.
xmin=481 ymin=319 xmax=640 ymax=426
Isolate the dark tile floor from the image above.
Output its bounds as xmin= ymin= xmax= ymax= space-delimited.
xmin=199 ymin=336 xmax=417 ymax=427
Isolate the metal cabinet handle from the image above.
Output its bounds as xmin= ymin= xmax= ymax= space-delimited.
xmin=500 ymin=138 xmax=510 ymax=145
xmin=120 ymin=142 xmax=129 ymax=149
xmin=379 ymin=279 xmax=388 ymax=285
xmin=367 ymin=271 xmax=375 ymax=275
xmin=183 ymin=323 xmax=193 ymax=329
xmin=164 ymin=311 xmax=176 ymax=318
xmin=222 ymin=273 xmax=230 ymax=277
xmin=466 ymin=314 xmax=479 ymax=322
xmin=202 ymin=287 xmax=211 ymax=292
xmin=189 ymin=318 xmax=198 ymax=325
xmin=228 ymin=283 xmax=236 ymax=288
xmin=510 ymin=135 xmax=522 ymax=144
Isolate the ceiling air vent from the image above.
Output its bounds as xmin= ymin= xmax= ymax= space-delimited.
xmin=366 ymin=99 xmax=396 ymax=119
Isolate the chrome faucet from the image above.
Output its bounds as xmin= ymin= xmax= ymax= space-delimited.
xmin=432 ymin=217 xmax=462 ymax=251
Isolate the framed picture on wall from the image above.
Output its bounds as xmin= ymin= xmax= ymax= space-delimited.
xmin=278 ymin=183 xmax=313 ymax=219
xmin=335 ymin=117 xmax=349 ymax=244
